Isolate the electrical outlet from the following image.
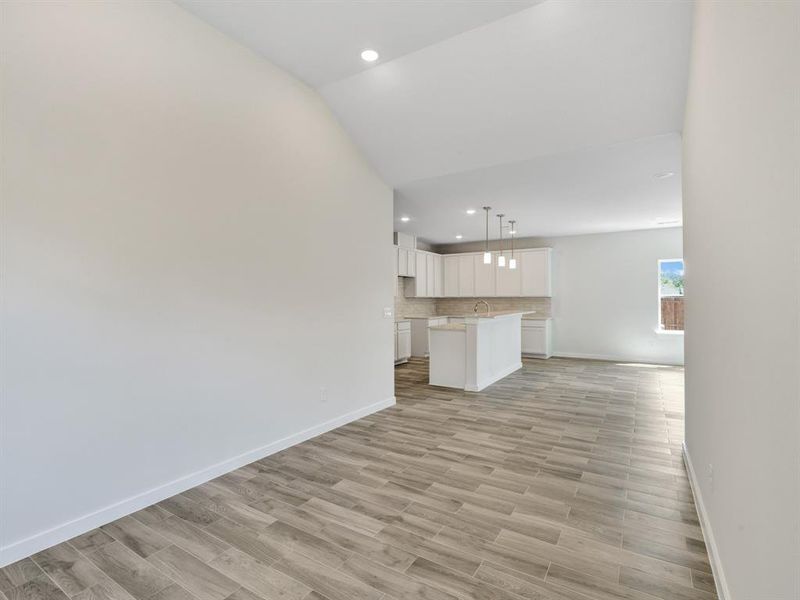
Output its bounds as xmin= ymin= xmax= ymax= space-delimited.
xmin=383 ymin=307 xmax=393 ymax=318
xmin=707 ymin=463 xmax=714 ymax=491
xmin=320 ymin=387 xmax=327 ymax=403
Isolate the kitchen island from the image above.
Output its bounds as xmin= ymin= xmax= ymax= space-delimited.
xmin=428 ymin=311 xmax=524 ymax=392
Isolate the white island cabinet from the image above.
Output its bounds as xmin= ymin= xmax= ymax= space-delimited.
xmin=429 ymin=311 xmax=524 ymax=392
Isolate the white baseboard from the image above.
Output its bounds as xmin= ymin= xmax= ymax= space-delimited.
xmin=0 ymin=396 xmax=395 ymax=567
xmin=682 ymin=441 xmax=731 ymax=600
xmin=553 ymin=351 xmax=684 ymax=366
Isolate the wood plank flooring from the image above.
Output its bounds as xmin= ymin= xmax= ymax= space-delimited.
xmin=3 ymin=357 xmax=717 ymax=600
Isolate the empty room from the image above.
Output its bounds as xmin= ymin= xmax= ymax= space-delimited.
xmin=1 ymin=2 xmax=798 ymax=600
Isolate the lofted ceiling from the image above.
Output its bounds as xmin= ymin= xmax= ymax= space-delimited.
xmin=177 ymin=0 xmax=693 ymax=244
xmin=177 ymin=0 xmax=539 ymax=87
xmin=395 ymin=133 xmax=683 ymax=242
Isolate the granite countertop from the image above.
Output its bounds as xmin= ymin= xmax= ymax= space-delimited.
xmin=404 ymin=311 xmax=551 ymax=320
xmin=429 ymin=323 xmax=466 ymax=331
xmin=522 ymin=313 xmax=551 ymax=320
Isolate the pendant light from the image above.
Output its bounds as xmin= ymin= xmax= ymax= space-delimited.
xmin=482 ymin=207 xmax=492 ymax=264
xmin=497 ymin=214 xmax=506 ymax=268
xmin=508 ymin=220 xmax=517 ymax=270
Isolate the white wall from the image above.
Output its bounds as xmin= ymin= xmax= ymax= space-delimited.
xmin=682 ymin=2 xmax=800 ymax=599
xmin=0 ymin=1 xmax=394 ymax=564
xmin=544 ymin=228 xmax=684 ymax=365
xmin=438 ymin=227 xmax=684 ymax=364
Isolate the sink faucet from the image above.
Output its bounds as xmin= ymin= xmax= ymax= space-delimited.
xmin=474 ymin=299 xmax=491 ymax=314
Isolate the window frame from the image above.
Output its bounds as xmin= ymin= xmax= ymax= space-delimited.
xmin=658 ymin=258 xmax=685 ymax=332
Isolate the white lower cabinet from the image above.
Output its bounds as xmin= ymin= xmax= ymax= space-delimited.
xmin=395 ymin=321 xmax=411 ymax=364
xmin=521 ymin=318 xmax=552 ymax=358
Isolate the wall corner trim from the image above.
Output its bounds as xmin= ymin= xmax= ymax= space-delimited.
xmin=682 ymin=441 xmax=732 ymax=600
xmin=0 ymin=396 xmax=396 ymax=567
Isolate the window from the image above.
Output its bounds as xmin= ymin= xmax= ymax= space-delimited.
xmin=659 ymin=259 xmax=684 ymax=331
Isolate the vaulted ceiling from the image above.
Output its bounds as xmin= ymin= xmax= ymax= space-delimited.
xmin=178 ymin=0 xmax=692 ymax=243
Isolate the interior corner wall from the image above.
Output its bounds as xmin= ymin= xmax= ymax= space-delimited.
xmin=0 ymin=1 xmax=394 ymax=564
xmin=682 ymin=1 xmax=800 ymax=598
xmin=539 ymin=228 xmax=684 ymax=365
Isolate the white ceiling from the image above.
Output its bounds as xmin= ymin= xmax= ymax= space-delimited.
xmin=177 ymin=0 xmax=693 ymax=243
xmin=177 ymin=0 xmax=538 ymax=87
xmin=395 ymin=133 xmax=683 ymax=243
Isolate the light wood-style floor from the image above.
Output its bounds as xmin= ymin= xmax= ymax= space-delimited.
xmin=2 ymin=357 xmax=717 ymax=600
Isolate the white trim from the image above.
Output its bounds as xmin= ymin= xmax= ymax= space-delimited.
xmin=682 ymin=441 xmax=731 ymax=600
xmin=466 ymin=362 xmax=522 ymax=392
xmin=655 ymin=328 xmax=684 ymax=335
xmin=0 ymin=396 xmax=396 ymax=567
xmin=553 ymin=351 xmax=683 ymax=366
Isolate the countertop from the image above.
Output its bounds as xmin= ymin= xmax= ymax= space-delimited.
xmin=429 ymin=323 xmax=466 ymax=331
xmin=405 ymin=311 xmax=548 ymax=320
xmin=522 ymin=314 xmax=551 ymax=321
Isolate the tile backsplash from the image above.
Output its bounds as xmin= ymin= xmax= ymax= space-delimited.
xmin=394 ymin=277 xmax=436 ymax=317
xmin=436 ymin=297 xmax=551 ymax=317
xmin=394 ymin=277 xmax=551 ymax=318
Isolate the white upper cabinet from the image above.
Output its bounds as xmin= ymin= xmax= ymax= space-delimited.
xmin=407 ymin=247 xmax=551 ymax=298
xmin=496 ymin=253 xmax=522 ymax=296
xmin=443 ymin=255 xmax=459 ymax=296
xmin=520 ymin=248 xmax=552 ymax=297
xmin=426 ymin=253 xmax=435 ymax=295
xmin=406 ymin=250 xmax=444 ymax=298
xmin=474 ymin=254 xmax=495 ymax=297
xmin=433 ymin=254 xmax=443 ymax=297
xmin=458 ymin=254 xmax=475 ymax=297
xmin=414 ymin=251 xmax=427 ymax=296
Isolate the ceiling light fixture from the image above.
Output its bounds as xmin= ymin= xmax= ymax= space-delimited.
xmin=360 ymin=49 xmax=379 ymax=62
xmin=497 ymin=214 xmax=506 ymax=268
xmin=466 ymin=209 xmax=476 ymax=215
xmin=456 ymin=234 xmax=463 ymax=239
xmin=654 ymin=171 xmax=675 ymax=179
xmin=400 ymin=216 xmax=410 ymax=222
xmin=482 ymin=207 xmax=492 ymax=264
xmin=508 ymin=220 xmax=517 ymax=270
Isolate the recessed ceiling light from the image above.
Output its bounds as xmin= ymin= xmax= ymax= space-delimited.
xmin=360 ymin=49 xmax=379 ymax=62
xmin=466 ymin=209 xmax=476 ymax=215
xmin=654 ymin=171 xmax=675 ymax=179
xmin=657 ymin=219 xmax=681 ymax=226
xmin=456 ymin=234 xmax=463 ymax=239
xmin=509 ymin=229 xmax=517 ymax=235
xmin=400 ymin=216 xmax=410 ymax=222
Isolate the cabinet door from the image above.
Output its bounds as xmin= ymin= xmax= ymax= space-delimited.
xmin=396 ymin=246 xmax=405 ymax=276
xmin=433 ymin=255 xmax=443 ymax=297
xmin=398 ymin=331 xmax=411 ymax=359
xmin=458 ymin=255 xmax=475 ymax=297
xmin=521 ymin=325 xmax=546 ymax=354
xmin=426 ymin=254 xmax=435 ymax=297
xmin=520 ymin=249 xmax=551 ymax=296
xmin=497 ymin=256 xmax=522 ymax=296
xmin=474 ymin=254 xmax=495 ymax=297
xmin=415 ymin=252 xmax=427 ymax=296
xmin=407 ymin=249 xmax=416 ymax=277
xmin=443 ymin=255 xmax=459 ymax=297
